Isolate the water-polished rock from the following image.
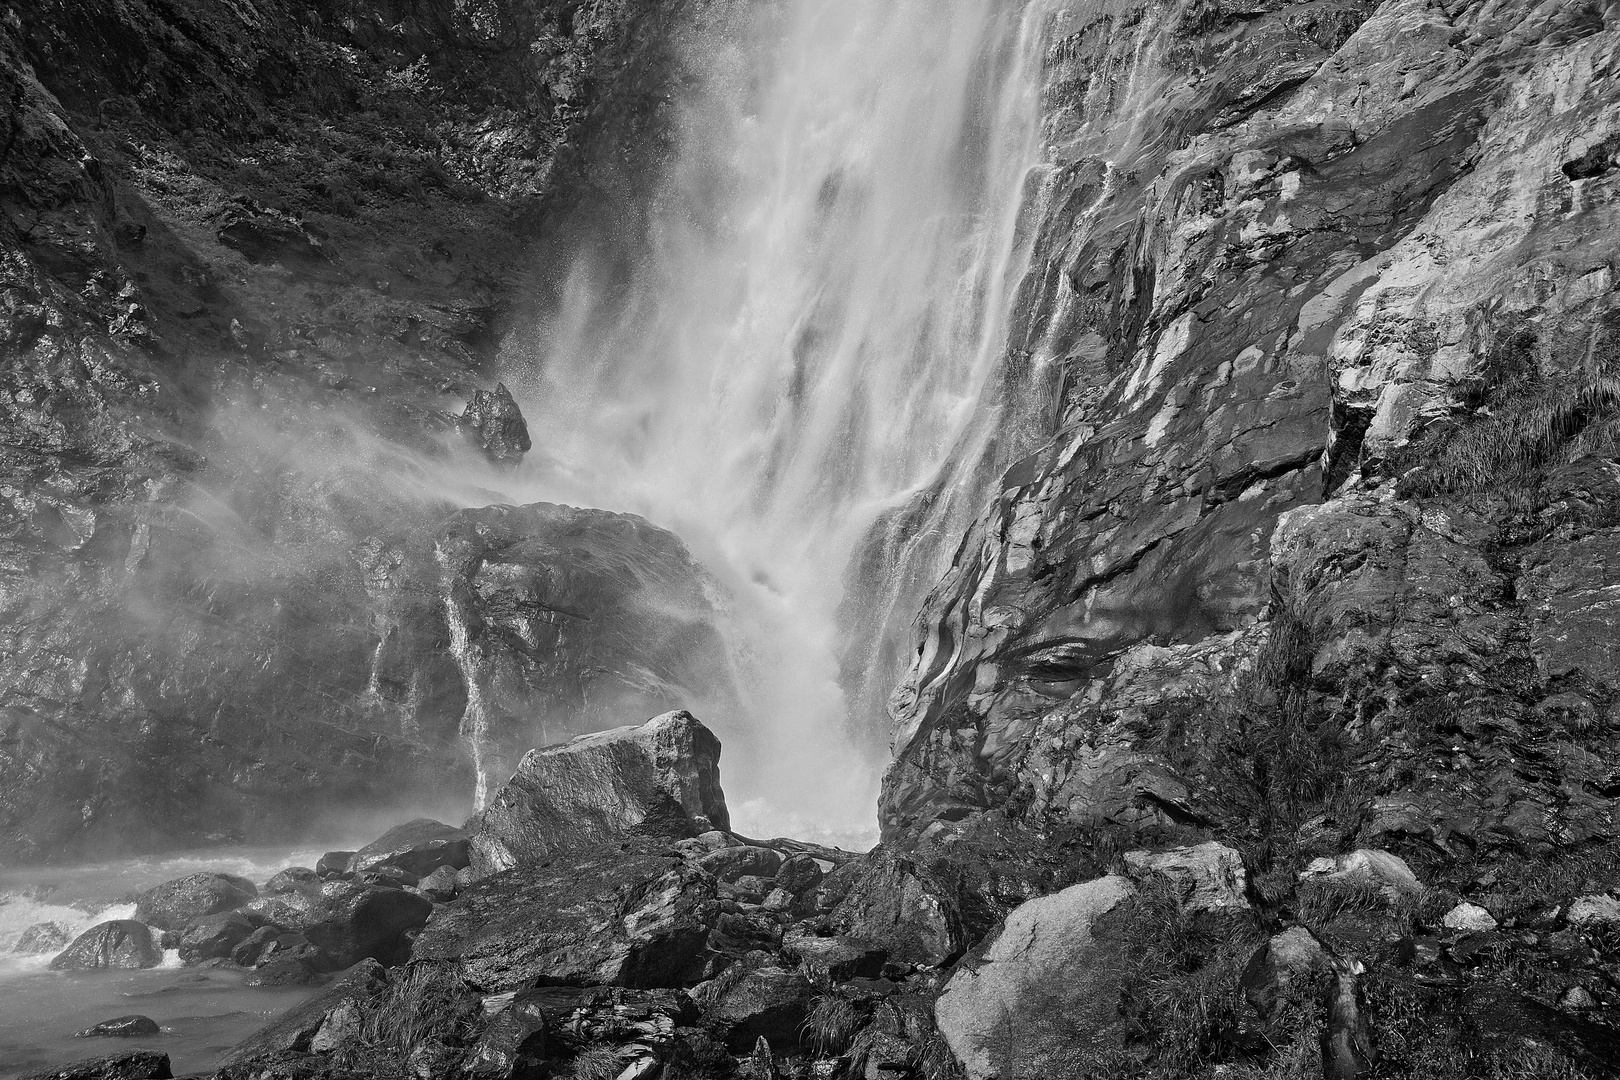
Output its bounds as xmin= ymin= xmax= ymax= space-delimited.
xmin=263 ymin=867 xmax=319 ymax=895
xmin=467 ymin=710 xmax=730 ymax=878
xmin=413 ymin=840 xmax=717 ymax=991
xmin=315 ymin=851 xmax=355 ymax=879
xmin=71 ymin=1015 xmax=161 ymax=1039
xmin=133 ymin=873 xmax=258 ymax=932
xmin=19 ymin=1050 xmax=172 ymax=1080
xmin=50 ymin=921 xmax=163 ymax=971
xmin=14 ymin=921 xmax=73 ymax=955
xmin=351 ymin=818 xmax=469 ymax=877
xmin=176 ymin=910 xmax=267 ymax=964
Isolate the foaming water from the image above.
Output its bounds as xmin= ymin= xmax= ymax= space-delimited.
xmin=491 ymin=0 xmax=1056 ymax=841
xmin=0 ymin=846 xmax=329 ymax=1079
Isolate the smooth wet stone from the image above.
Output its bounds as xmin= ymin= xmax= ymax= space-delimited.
xmin=263 ymin=867 xmax=319 ymax=895
xmin=72 ymin=1015 xmax=161 ymax=1039
xmin=133 ymin=873 xmax=258 ymax=932
xmin=50 ymin=921 xmax=163 ymax=971
xmin=176 ymin=910 xmax=268 ymax=964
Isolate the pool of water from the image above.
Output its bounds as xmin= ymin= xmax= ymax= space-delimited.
xmin=0 ymin=846 xmax=334 ymax=1079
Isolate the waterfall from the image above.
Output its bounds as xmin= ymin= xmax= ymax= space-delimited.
xmin=501 ymin=0 xmax=1055 ymax=841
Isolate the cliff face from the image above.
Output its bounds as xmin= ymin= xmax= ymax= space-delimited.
xmin=0 ymin=0 xmax=712 ymax=862
xmin=884 ymin=0 xmax=1620 ymax=856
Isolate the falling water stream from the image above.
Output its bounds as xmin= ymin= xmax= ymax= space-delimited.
xmin=498 ymin=0 xmax=1055 ymax=842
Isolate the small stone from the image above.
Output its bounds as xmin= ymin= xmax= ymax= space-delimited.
xmin=71 ymin=1015 xmax=161 ymax=1038
xmin=1442 ymin=902 xmax=1497 ymax=932
xmin=1299 ymin=849 xmax=1423 ymax=903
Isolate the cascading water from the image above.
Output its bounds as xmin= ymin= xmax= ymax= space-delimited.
xmin=496 ymin=0 xmax=1058 ymax=841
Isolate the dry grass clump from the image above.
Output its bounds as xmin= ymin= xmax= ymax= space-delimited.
xmin=566 ymin=1045 xmax=622 ymax=1080
xmin=803 ymin=995 xmax=863 ymax=1057
xmin=357 ymin=961 xmax=479 ymax=1058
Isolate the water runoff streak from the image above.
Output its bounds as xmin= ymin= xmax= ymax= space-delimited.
xmin=503 ymin=1 xmax=1053 ymax=843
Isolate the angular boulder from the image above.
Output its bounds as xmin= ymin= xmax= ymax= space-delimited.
xmin=50 ymin=921 xmax=163 ymax=971
xmin=412 ymin=842 xmax=717 ymax=992
xmin=699 ymin=845 xmax=783 ymax=883
xmin=1299 ymin=849 xmax=1423 ymax=905
xmin=19 ymin=1051 xmax=171 ymax=1080
xmin=701 ymin=966 xmax=816 ymax=1052
xmin=1123 ymin=841 xmax=1249 ymax=912
xmin=133 ymin=873 xmax=258 ymax=932
xmin=459 ymin=382 xmax=532 ymax=466
xmin=1241 ymin=926 xmax=1334 ymax=1028
xmin=352 ymin=818 xmax=470 ymax=877
xmin=463 ymin=993 xmax=548 ymax=1079
xmin=781 ymin=930 xmax=885 ymax=984
xmin=467 ymin=710 xmax=730 ymax=877
xmin=830 ymin=848 xmax=966 ymax=968
xmin=934 ymin=875 xmax=1134 ymax=1080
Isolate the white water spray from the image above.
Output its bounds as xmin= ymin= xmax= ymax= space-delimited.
xmin=500 ymin=1 xmax=1056 ymax=842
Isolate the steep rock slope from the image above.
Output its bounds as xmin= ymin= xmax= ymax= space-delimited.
xmin=887 ymin=0 xmax=1620 ymax=848
xmin=0 ymin=0 xmax=715 ymax=862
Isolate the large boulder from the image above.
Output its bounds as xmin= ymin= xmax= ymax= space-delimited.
xmin=467 ymin=710 xmax=730 ymax=877
xmin=1123 ymin=841 xmax=1250 ymax=912
xmin=700 ymin=966 xmax=816 ymax=1052
xmin=50 ymin=922 xmax=163 ymax=971
xmin=132 ymin=873 xmax=258 ymax=932
xmin=245 ymin=880 xmax=431 ymax=968
xmin=412 ymin=841 xmax=718 ymax=992
xmin=352 ymin=818 xmax=470 ymax=876
xmin=176 ymin=910 xmax=268 ymax=964
xmin=19 ymin=1051 xmax=171 ymax=1080
xmin=830 ymin=848 xmax=966 ymax=968
xmin=934 ymin=875 xmax=1134 ymax=1080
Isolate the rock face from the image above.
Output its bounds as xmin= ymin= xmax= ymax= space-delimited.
xmin=467 ymin=710 xmax=730 ymax=877
xmin=934 ymin=876 xmax=1133 ymax=1080
xmin=0 ymin=0 xmax=732 ymax=864
xmin=49 ymin=921 xmax=163 ymax=971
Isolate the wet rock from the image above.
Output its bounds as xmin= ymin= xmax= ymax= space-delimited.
xmin=245 ymin=880 xmax=431 ymax=967
xmin=71 ymin=1016 xmax=162 ymax=1039
xmin=177 ymin=910 xmax=267 ymax=964
xmin=745 ymin=1035 xmax=779 ymax=1080
xmin=18 ymin=1050 xmax=172 ymax=1080
xmin=306 ymin=998 xmax=362 ymax=1053
xmin=467 ymin=710 xmax=730 ymax=878
xmin=773 ymin=854 xmax=824 ymax=896
xmin=459 ymin=383 xmax=532 ymax=466
xmin=830 ymin=848 xmax=966 ymax=968
xmin=1241 ymin=927 xmax=1333 ymax=1027
xmin=315 ymin=852 xmax=355 ymax=879
xmin=780 ymin=930 xmax=885 ymax=984
xmin=701 ymin=965 xmax=815 ymax=1052
xmin=264 ymin=868 xmax=320 ymax=895
xmin=245 ymin=956 xmax=332 ymax=987
xmin=1300 ymin=850 xmax=1424 ymax=905
xmin=698 ymin=845 xmax=783 ymax=884
xmin=14 ymin=921 xmax=73 ymax=954
xmin=1123 ymin=841 xmax=1249 ymax=912
xmin=221 ymin=960 xmax=385 ymax=1064
xmin=1566 ymin=894 xmax=1620 ymax=928
xmin=133 ymin=873 xmax=259 ymax=932
xmin=50 ymin=922 xmax=163 ymax=971
xmin=351 ymin=818 xmax=469 ymax=877
xmin=413 ymin=841 xmax=717 ymax=991
xmin=934 ymin=875 xmax=1133 ymax=1080
xmin=1442 ymin=903 xmax=1498 ymax=933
